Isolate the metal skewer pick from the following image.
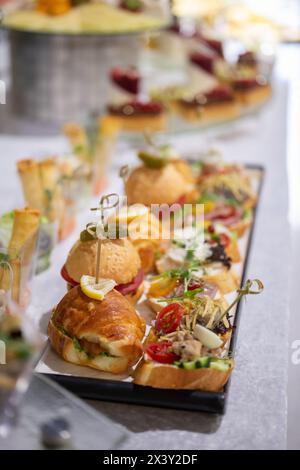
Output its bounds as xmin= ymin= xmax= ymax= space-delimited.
xmin=90 ymin=193 xmax=119 ymax=284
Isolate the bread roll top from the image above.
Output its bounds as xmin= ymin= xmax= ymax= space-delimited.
xmin=65 ymin=238 xmax=141 ymax=284
xmin=125 ymin=163 xmax=194 ymax=206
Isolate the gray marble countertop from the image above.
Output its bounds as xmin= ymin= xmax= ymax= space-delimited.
xmin=0 ymin=79 xmax=289 ymax=449
xmin=0 ymin=374 xmax=128 ymax=450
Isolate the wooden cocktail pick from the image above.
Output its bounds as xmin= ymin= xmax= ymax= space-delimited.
xmin=213 ymin=279 xmax=264 ymax=329
xmin=119 ymin=165 xmax=129 ymax=186
xmin=90 ymin=193 xmax=119 ymax=284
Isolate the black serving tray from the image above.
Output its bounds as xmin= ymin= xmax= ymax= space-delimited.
xmin=40 ymin=164 xmax=264 ymax=414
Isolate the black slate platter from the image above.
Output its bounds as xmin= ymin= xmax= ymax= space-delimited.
xmin=39 ymin=164 xmax=264 ymax=414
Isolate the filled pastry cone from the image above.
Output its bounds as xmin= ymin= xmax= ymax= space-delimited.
xmin=63 ymin=122 xmax=89 ymax=161
xmin=8 ymin=208 xmax=40 ymax=262
xmin=17 ymin=157 xmax=75 ymax=240
xmin=0 ymin=208 xmax=40 ymax=303
xmin=17 ymin=160 xmax=44 ymax=212
xmin=0 ymin=259 xmax=21 ymax=304
xmin=39 ymin=158 xmax=63 ymax=223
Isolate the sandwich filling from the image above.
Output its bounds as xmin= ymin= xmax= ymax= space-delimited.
xmin=155 ymin=228 xmax=232 ymax=273
xmin=61 ymin=265 xmax=144 ymax=297
xmin=54 ymin=322 xmax=113 ymax=359
xmin=144 ymin=295 xmax=232 ymax=371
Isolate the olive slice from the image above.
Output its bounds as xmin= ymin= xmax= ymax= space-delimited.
xmin=80 ymin=228 xmax=96 ymax=242
xmin=138 ymin=150 xmax=168 ymax=169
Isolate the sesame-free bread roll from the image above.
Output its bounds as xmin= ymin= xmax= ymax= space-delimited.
xmin=65 ymin=238 xmax=141 ymax=285
xmin=125 ymin=164 xmax=194 ymax=206
xmin=171 ymin=160 xmax=195 ymax=184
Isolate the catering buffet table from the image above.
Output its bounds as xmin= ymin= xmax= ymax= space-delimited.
xmin=0 ymin=77 xmax=289 ymax=449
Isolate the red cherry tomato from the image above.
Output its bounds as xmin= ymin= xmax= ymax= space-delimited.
xmin=155 ymin=303 xmax=184 ymax=334
xmin=146 ymin=341 xmax=179 ymax=364
xmin=219 ymin=233 xmax=231 ymax=247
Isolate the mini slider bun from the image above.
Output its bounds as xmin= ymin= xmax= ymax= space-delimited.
xmin=48 ymin=287 xmax=146 ymax=374
xmin=65 ymin=238 xmax=140 ymax=285
xmin=125 ymin=163 xmax=194 ymax=206
xmin=64 ymin=238 xmax=143 ymax=303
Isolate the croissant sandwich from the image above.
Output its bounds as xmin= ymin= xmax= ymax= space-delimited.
xmin=48 ymin=286 xmax=146 ymax=374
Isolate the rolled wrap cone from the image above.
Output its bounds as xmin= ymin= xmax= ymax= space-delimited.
xmin=17 ymin=159 xmax=44 ymax=212
xmin=39 ymin=158 xmax=63 ymax=223
xmin=0 ymin=208 xmax=40 ymax=304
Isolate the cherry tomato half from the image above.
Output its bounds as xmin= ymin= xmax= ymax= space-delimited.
xmin=146 ymin=341 xmax=179 ymax=364
xmin=155 ymin=303 xmax=185 ymax=335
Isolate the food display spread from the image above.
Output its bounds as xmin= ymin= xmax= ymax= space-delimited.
xmin=34 ymin=142 xmax=264 ymax=412
xmin=104 ymin=29 xmax=273 ymax=134
xmin=0 ymin=0 xmax=283 ymax=420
